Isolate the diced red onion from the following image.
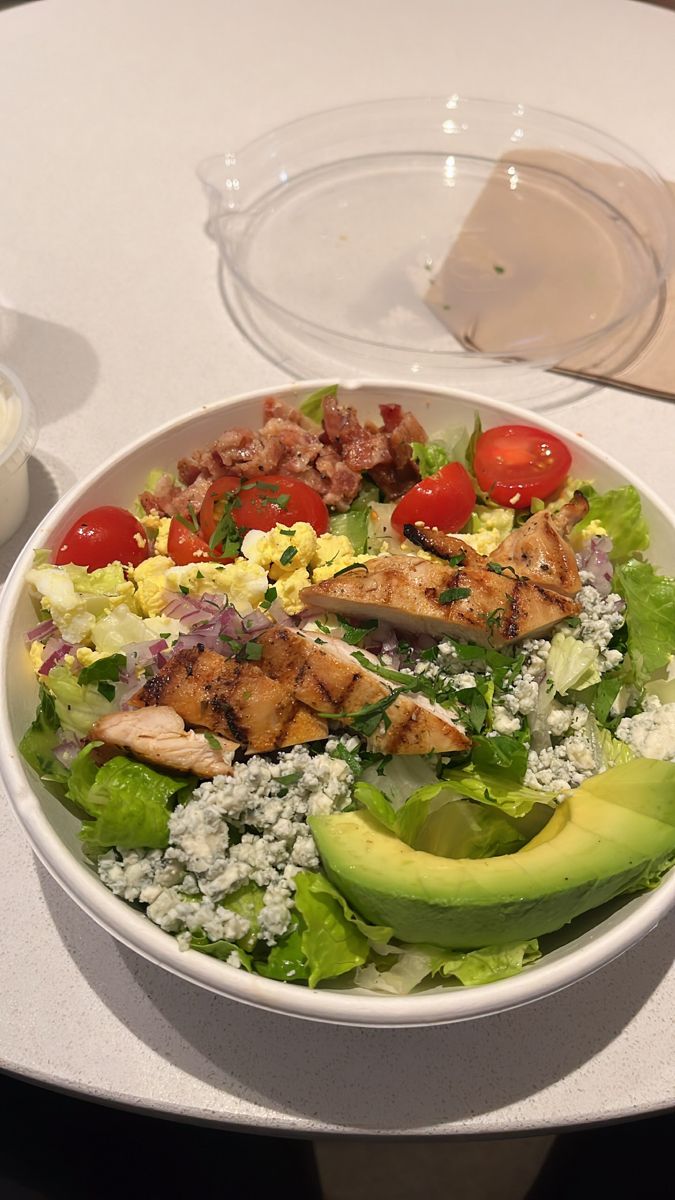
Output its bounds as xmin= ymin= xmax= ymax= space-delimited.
xmin=53 ymin=738 xmax=83 ymax=768
xmin=38 ymin=639 xmax=73 ymax=676
xmin=578 ymin=535 xmax=614 ymax=596
xmin=25 ymin=618 xmax=57 ymax=644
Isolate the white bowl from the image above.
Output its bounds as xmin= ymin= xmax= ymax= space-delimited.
xmin=1 ymin=380 xmax=674 ymax=1028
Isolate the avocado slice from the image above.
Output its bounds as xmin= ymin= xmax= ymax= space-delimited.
xmin=310 ymin=759 xmax=675 ymax=949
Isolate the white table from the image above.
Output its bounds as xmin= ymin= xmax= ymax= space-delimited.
xmin=1 ymin=0 xmax=674 ymax=1137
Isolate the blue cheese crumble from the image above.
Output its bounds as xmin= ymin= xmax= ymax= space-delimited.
xmin=97 ymin=740 xmax=355 ymax=952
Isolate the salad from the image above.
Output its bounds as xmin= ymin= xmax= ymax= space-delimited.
xmin=19 ymin=387 xmax=675 ymax=995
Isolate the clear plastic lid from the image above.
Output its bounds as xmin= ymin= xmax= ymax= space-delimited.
xmin=199 ymin=96 xmax=675 ymax=407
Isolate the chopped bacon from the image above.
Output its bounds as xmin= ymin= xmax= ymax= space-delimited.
xmin=322 ymin=394 xmax=391 ymax=472
xmin=262 ymin=394 xmax=318 ymax=431
xmin=141 ymin=392 xmax=430 ymax=518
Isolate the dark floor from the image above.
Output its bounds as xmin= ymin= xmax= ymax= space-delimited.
xmin=0 ymin=1072 xmax=672 ymax=1200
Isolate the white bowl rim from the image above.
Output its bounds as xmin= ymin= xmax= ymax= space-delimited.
xmin=1 ymin=377 xmax=674 ymax=1028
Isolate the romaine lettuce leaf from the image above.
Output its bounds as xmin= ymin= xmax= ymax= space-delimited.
xmin=615 ymin=560 xmax=675 ymax=684
xmin=69 ymin=749 xmax=187 ymax=849
xmin=439 ymin=766 xmax=557 ymax=818
xmin=293 ymin=871 xmax=391 ymax=988
xmin=190 ymin=934 xmax=252 ymax=971
xmin=427 ymin=939 xmax=541 ymax=985
xmin=256 ymin=922 xmax=310 ymax=982
xmin=19 ymin=686 xmax=69 ymax=785
xmin=26 ymin=562 xmax=135 ymax=643
xmin=329 ymin=508 xmax=369 ymax=553
xmin=577 ymin=484 xmax=649 ymax=561
xmin=45 ymin=664 xmax=114 ymax=737
xmin=411 ymin=441 xmax=450 ymax=477
xmin=224 ymin=882 xmax=266 ymax=952
xmin=356 ymin=937 xmax=540 ymax=993
xmin=299 ymin=384 xmax=337 ymax=424
xmin=547 ymin=632 xmax=601 ymax=695
xmin=356 ymin=777 xmax=537 ymax=855
xmin=471 ymin=731 xmax=528 ymax=783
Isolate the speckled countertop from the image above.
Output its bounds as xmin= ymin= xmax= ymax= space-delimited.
xmin=0 ymin=0 xmax=674 ymax=1136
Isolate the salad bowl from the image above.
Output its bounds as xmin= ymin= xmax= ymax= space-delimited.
xmin=1 ymin=379 xmax=674 ymax=1028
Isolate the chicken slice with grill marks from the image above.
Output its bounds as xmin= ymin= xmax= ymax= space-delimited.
xmin=489 ymin=492 xmax=589 ymax=595
xmin=300 ymin=554 xmax=580 ymax=647
xmin=258 ymin=627 xmax=469 ymax=756
xmin=91 ymin=706 xmax=238 ymax=777
xmin=133 ymin=646 xmax=328 ymax=753
xmin=403 ymin=491 xmax=589 ymax=597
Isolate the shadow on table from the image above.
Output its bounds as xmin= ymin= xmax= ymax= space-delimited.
xmin=38 ymin=861 xmax=675 ymax=1134
xmin=0 ymin=307 xmax=99 ymax=426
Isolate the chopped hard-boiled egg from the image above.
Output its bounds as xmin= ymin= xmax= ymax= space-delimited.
xmin=132 ymin=555 xmax=268 ymax=617
xmin=571 ymin=518 xmax=607 ymax=549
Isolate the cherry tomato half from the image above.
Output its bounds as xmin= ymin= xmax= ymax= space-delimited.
xmin=200 ymin=474 xmax=330 ymax=537
xmin=473 ymin=424 xmax=572 ymax=508
xmin=167 ymin=519 xmax=227 ymax=566
xmin=391 ymin=462 xmax=476 ymax=537
xmin=196 ymin=475 xmax=241 ymax=544
xmin=54 ymin=506 xmax=150 ymax=570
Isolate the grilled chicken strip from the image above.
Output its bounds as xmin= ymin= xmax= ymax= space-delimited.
xmin=490 ymin=492 xmax=589 ymax=595
xmin=91 ymin=706 xmax=238 ymax=777
xmin=300 ymin=555 xmax=580 ymax=647
xmin=134 ymin=646 xmax=328 ymax=753
xmin=259 ymin=627 xmax=469 ymax=755
xmin=403 ymin=492 xmax=589 ymax=597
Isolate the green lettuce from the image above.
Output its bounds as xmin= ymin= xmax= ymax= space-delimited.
xmin=293 ymin=872 xmax=391 ymax=988
xmin=615 ymin=559 xmax=675 ymax=684
xmin=190 ymin=934 xmax=252 ymax=971
xmin=439 ymin=766 xmax=557 ymax=818
xmin=411 ymin=440 xmax=450 ymax=477
xmin=19 ymin=686 xmax=69 ymax=785
xmin=26 ymin=561 xmax=134 ymax=644
xmin=356 ymin=938 xmax=540 ymax=993
xmin=547 ymin=632 xmax=601 ymax=695
xmin=224 ymin=882 xmax=266 ymax=952
xmin=299 ymin=384 xmax=337 ymax=424
xmin=578 ymin=484 xmax=649 ymax=561
xmin=356 ymin=777 xmax=539 ymax=855
xmin=44 ymin=664 xmax=114 ymax=737
xmin=428 ymin=939 xmax=541 ymax=985
xmin=68 ymin=745 xmax=188 ymax=849
xmin=256 ymin=922 xmax=310 ymax=983
xmin=329 ymin=508 xmax=369 ymax=553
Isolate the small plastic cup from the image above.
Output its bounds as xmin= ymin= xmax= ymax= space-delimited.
xmin=0 ymin=364 xmax=38 ymax=546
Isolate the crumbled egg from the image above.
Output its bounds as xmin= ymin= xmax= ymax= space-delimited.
xmin=571 ymin=518 xmax=607 ymax=550
xmin=131 ymin=554 xmax=268 ymax=617
xmin=241 ymin=522 xmax=369 ymax=613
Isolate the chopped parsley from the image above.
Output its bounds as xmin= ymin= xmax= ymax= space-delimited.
xmin=203 ymin=731 xmax=223 ymax=753
xmin=78 ymin=654 xmax=126 ymax=686
xmin=439 ymin=586 xmax=471 ymax=603
xmin=179 ymin=585 xmax=190 ymax=595
xmin=334 ymin=562 xmax=368 ymax=578
xmin=486 ymin=561 xmax=520 ymax=578
xmin=316 ymin=686 xmax=408 ymax=737
xmin=244 ymin=642 xmax=263 ymax=662
xmin=338 ymin=616 xmax=377 ymax=645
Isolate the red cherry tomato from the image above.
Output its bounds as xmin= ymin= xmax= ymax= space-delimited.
xmin=473 ymin=424 xmax=572 ymax=508
xmin=391 ymin=463 xmax=476 ymax=537
xmin=200 ymin=474 xmax=330 ymax=537
xmin=167 ymin=519 xmax=227 ymax=566
xmin=54 ymin=506 xmax=150 ymax=570
xmin=196 ymin=475 xmax=241 ymax=544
